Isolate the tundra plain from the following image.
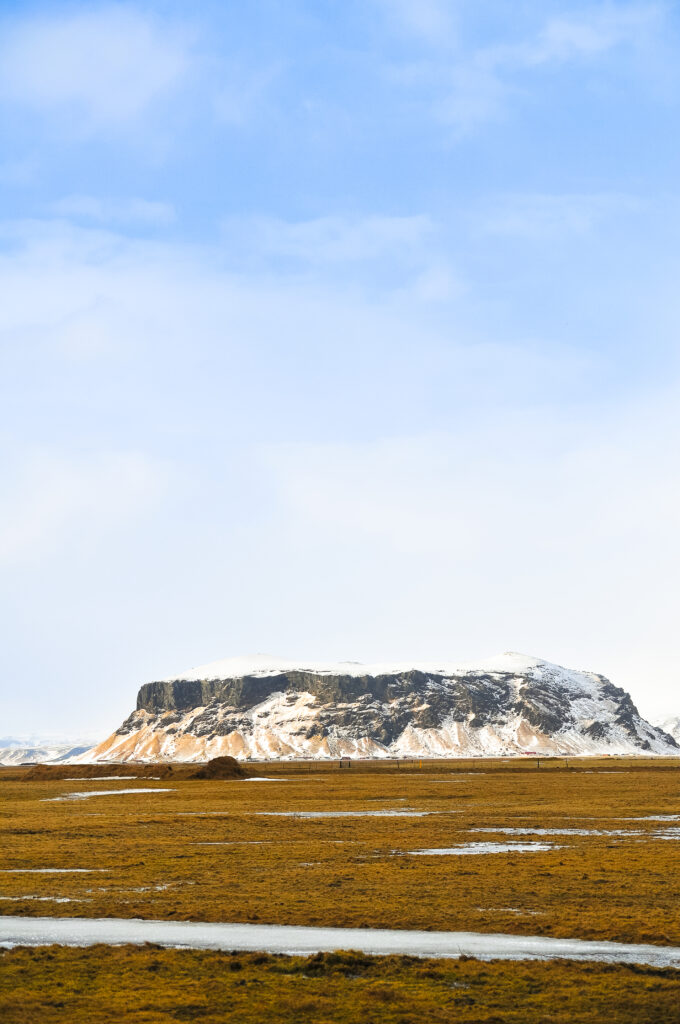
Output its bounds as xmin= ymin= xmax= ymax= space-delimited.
xmin=1 ymin=757 xmax=679 ymax=1023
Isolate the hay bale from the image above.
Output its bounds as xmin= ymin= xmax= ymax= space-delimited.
xmin=190 ymin=756 xmax=249 ymax=780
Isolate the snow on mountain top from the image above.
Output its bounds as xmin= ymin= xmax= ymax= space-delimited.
xmin=160 ymin=651 xmax=601 ymax=690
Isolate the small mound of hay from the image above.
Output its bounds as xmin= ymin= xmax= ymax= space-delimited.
xmin=190 ymin=756 xmax=250 ymax=780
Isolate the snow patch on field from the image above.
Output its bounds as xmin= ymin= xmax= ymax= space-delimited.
xmin=244 ymin=777 xmax=289 ymax=782
xmin=0 ymin=869 xmax=107 ymax=874
xmin=62 ymin=776 xmax=138 ymax=781
xmin=0 ymin=896 xmax=88 ymax=903
xmin=257 ymin=809 xmax=432 ymax=818
xmin=469 ymin=827 xmax=643 ymax=837
xmin=5 ymin=917 xmax=677 ymax=967
xmin=43 ymin=788 xmax=175 ymax=802
xmin=408 ymin=843 xmax=562 ymax=856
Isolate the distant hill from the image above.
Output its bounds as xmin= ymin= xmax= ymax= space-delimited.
xmin=0 ymin=743 xmax=93 ymax=766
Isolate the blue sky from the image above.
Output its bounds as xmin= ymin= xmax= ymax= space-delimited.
xmin=1 ymin=0 xmax=679 ymax=735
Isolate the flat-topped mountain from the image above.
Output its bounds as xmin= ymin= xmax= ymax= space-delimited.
xmin=82 ymin=652 xmax=678 ymax=762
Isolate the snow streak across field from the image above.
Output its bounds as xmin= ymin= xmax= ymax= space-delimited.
xmin=1 ymin=918 xmax=680 ymax=968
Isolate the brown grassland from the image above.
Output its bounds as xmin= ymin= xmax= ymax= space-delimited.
xmin=2 ymin=946 xmax=679 ymax=1024
xmin=1 ymin=756 xmax=679 ymax=1022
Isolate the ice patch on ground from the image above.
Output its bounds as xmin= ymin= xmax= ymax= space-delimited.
xmin=257 ymin=809 xmax=432 ymax=818
xmin=408 ymin=842 xmax=562 ymax=856
xmin=0 ymin=869 xmax=108 ymax=874
xmin=43 ymin=788 xmax=175 ymax=802
xmin=0 ymin=896 xmax=88 ymax=903
xmin=1 ymin=916 xmax=678 ymax=967
xmin=192 ymin=842 xmax=272 ymax=846
xmin=469 ymin=827 xmax=643 ymax=837
xmin=623 ymin=815 xmax=680 ymax=821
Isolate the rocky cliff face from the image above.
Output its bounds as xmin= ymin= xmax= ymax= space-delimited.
xmin=82 ymin=652 xmax=679 ymax=762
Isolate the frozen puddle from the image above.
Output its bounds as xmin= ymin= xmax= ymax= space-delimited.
xmin=192 ymin=842 xmax=272 ymax=846
xmin=623 ymin=815 xmax=680 ymax=822
xmin=467 ymin=827 xmax=680 ymax=841
xmin=0 ymin=896 xmax=87 ymax=904
xmin=0 ymin=917 xmax=678 ymax=968
xmin=244 ymin=778 xmax=289 ymax=782
xmin=408 ymin=843 xmax=561 ymax=856
xmin=257 ymin=810 xmax=432 ymax=818
xmin=469 ymin=827 xmax=642 ymax=837
xmin=43 ymin=788 xmax=175 ymax=802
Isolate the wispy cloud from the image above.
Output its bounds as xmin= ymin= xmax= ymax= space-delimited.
xmin=0 ymin=157 xmax=38 ymax=187
xmin=374 ymin=0 xmax=458 ymax=45
xmin=219 ymin=213 xmax=463 ymax=302
xmin=259 ymin=382 xmax=680 ymax=714
xmin=0 ymin=449 xmax=168 ymax=565
xmin=214 ymin=62 xmax=282 ymax=125
xmin=0 ymin=6 xmax=193 ymax=127
xmin=52 ymin=195 xmax=175 ymax=226
xmin=516 ymin=4 xmax=667 ymax=66
xmin=390 ymin=3 xmax=672 ymax=134
xmin=478 ymin=192 xmax=642 ymax=240
xmin=224 ymin=214 xmax=434 ymax=265
xmin=2 ymin=210 xmax=680 ymax=723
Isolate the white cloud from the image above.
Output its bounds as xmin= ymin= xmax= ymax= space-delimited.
xmin=0 ymin=157 xmax=38 ymax=186
xmin=214 ymin=63 xmax=282 ymax=125
xmin=225 ymin=214 xmax=434 ymax=265
xmin=478 ymin=192 xmax=642 ymax=240
xmin=0 ymin=6 xmax=192 ymax=125
xmin=433 ymin=61 xmax=510 ymax=134
xmin=52 ymin=195 xmax=175 ymax=226
xmin=404 ymin=3 xmax=671 ymax=133
xmin=375 ymin=0 xmax=458 ymax=44
xmin=0 ymin=450 xmax=168 ymax=565
xmin=520 ymin=4 xmax=666 ymax=65
xmin=260 ymin=389 xmax=680 ymax=717
xmin=410 ymin=262 xmax=461 ymax=302
xmin=1 ymin=214 xmax=679 ymax=720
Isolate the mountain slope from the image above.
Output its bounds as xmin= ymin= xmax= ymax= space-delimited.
xmin=82 ymin=652 xmax=678 ymax=762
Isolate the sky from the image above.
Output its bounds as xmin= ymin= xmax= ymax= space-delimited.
xmin=1 ymin=0 xmax=680 ymax=738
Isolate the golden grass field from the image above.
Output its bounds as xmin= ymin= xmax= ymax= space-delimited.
xmin=1 ymin=757 xmax=679 ymax=1022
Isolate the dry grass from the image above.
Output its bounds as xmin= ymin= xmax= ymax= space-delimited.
xmin=1 ymin=945 xmax=679 ymax=1024
xmin=1 ymin=757 xmax=679 ymax=1023
xmin=1 ymin=757 xmax=678 ymax=943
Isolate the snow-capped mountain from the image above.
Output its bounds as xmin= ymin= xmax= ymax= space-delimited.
xmin=81 ymin=652 xmax=678 ymax=762
xmin=0 ymin=742 xmax=94 ymax=766
xmin=654 ymin=715 xmax=680 ymax=743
